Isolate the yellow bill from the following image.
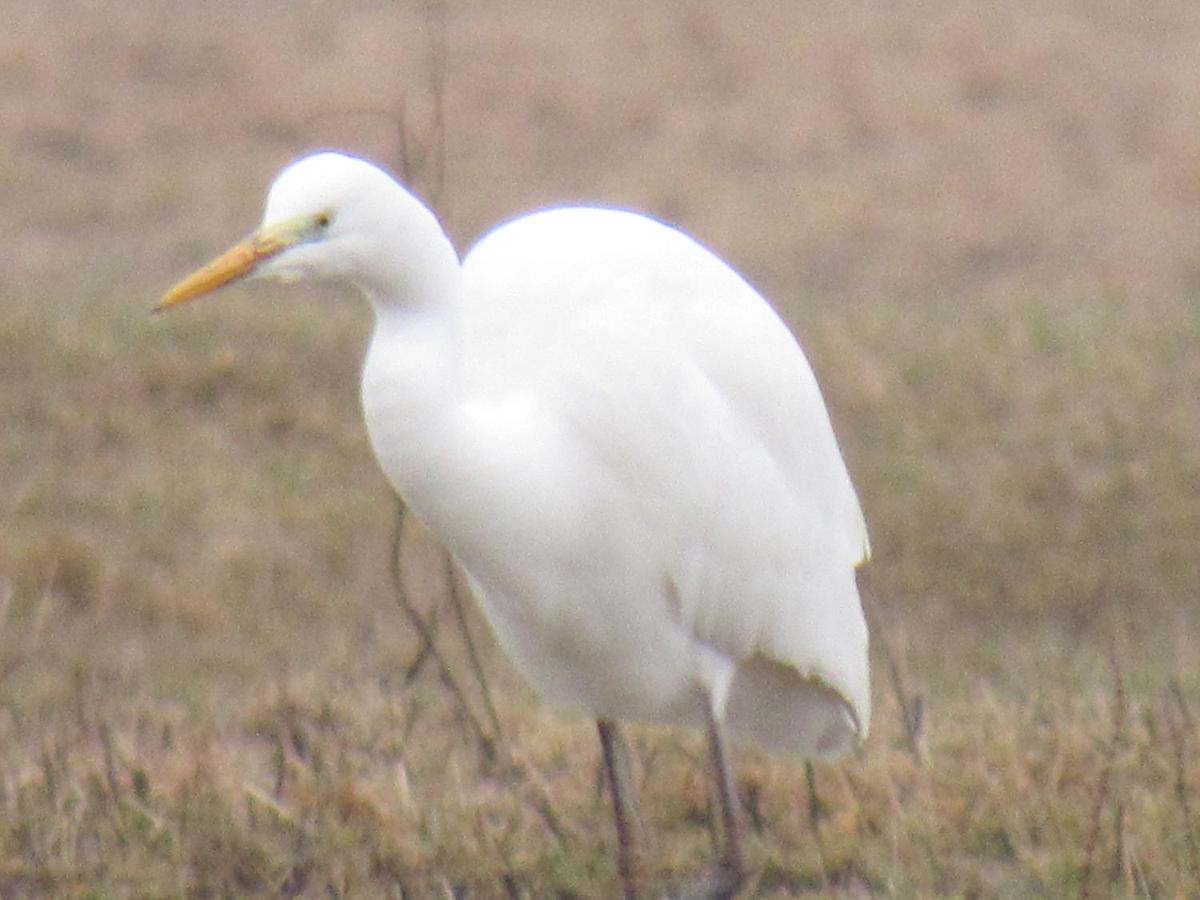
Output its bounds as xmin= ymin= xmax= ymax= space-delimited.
xmin=155 ymin=220 xmax=302 ymax=312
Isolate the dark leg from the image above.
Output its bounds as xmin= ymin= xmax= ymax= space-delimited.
xmin=704 ymin=701 xmax=745 ymax=896
xmin=675 ymin=701 xmax=746 ymax=900
xmin=597 ymin=719 xmax=642 ymax=900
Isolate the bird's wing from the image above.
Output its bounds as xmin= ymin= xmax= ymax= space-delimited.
xmin=462 ymin=206 xmax=868 ymax=563
xmin=460 ymin=207 xmax=870 ymax=722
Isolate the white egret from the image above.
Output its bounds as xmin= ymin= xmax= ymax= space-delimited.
xmin=159 ymin=152 xmax=871 ymax=899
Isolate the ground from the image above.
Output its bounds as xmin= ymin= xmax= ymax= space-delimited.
xmin=1 ymin=1 xmax=1198 ymax=896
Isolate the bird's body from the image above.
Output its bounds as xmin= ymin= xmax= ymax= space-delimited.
xmin=363 ymin=203 xmax=869 ymax=754
xmin=160 ymin=152 xmax=871 ymax=896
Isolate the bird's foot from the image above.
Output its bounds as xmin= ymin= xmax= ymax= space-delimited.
xmin=667 ymin=860 xmax=745 ymax=900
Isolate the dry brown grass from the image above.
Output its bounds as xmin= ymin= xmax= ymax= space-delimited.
xmin=2 ymin=0 xmax=1198 ymax=896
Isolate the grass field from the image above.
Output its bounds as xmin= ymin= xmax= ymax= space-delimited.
xmin=2 ymin=1 xmax=1199 ymax=896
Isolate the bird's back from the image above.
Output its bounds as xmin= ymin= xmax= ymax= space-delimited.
xmin=461 ymin=207 xmax=868 ymax=562
xmin=456 ymin=207 xmax=870 ymax=754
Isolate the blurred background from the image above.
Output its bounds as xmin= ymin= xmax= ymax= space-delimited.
xmin=2 ymin=0 xmax=1198 ymax=896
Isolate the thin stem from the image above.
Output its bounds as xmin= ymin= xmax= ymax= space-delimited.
xmin=703 ymin=701 xmax=744 ymax=888
xmin=444 ymin=553 xmax=503 ymax=740
xmin=597 ymin=719 xmax=642 ymax=900
xmin=388 ymin=494 xmax=496 ymax=762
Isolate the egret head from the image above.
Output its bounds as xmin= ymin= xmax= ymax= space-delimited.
xmin=158 ymin=152 xmax=456 ymax=312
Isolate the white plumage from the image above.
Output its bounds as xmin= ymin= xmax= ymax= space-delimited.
xmin=160 ymin=151 xmax=871 ymax=895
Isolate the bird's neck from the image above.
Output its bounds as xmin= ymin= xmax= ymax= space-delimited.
xmin=356 ymin=197 xmax=560 ymax=569
xmin=355 ymin=184 xmax=465 ymax=489
xmin=361 ymin=280 xmax=463 ymax=485
xmin=362 ymin=279 xmax=532 ymax=565
xmin=360 ymin=289 xmax=567 ymax=577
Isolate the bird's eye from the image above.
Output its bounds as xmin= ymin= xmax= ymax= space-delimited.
xmin=315 ymin=211 xmax=333 ymax=229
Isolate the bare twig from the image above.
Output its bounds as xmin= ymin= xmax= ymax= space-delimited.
xmin=0 ymin=578 xmax=11 ymax=623
xmin=1080 ymin=634 xmax=1128 ymax=900
xmin=41 ymin=744 xmax=59 ymax=810
xmin=382 ymin=3 xmax=511 ymax=769
xmin=1111 ymin=802 xmax=1127 ymax=887
xmin=1169 ymin=677 xmax=1195 ymax=734
xmin=0 ymin=581 xmax=15 ymax=683
xmin=245 ymin=783 xmax=294 ymax=826
xmin=375 ymin=0 xmax=572 ymax=850
xmin=400 ymin=524 xmax=443 ymax=688
xmin=805 ymin=759 xmax=834 ymax=893
xmin=388 ymin=0 xmax=447 ymax=211
xmin=804 ymin=760 xmax=822 ymax=837
xmin=422 ymin=0 xmax=448 ymax=212
xmin=72 ymin=664 xmax=89 ymax=732
xmin=873 ymin=612 xmax=926 ymax=762
xmin=402 ymin=633 xmax=438 ymax=685
xmin=29 ymin=590 xmax=54 ymax=648
xmin=99 ymin=721 xmax=121 ymax=801
xmin=444 ymin=556 xmax=503 ymax=740
xmin=1165 ymin=679 xmax=1200 ymax=877
xmin=743 ymin=779 xmax=764 ymax=834
xmin=515 ymin=759 xmax=580 ymax=845
xmin=388 ymin=495 xmax=497 ymax=762
xmin=272 ymin=732 xmax=287 ymax=801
